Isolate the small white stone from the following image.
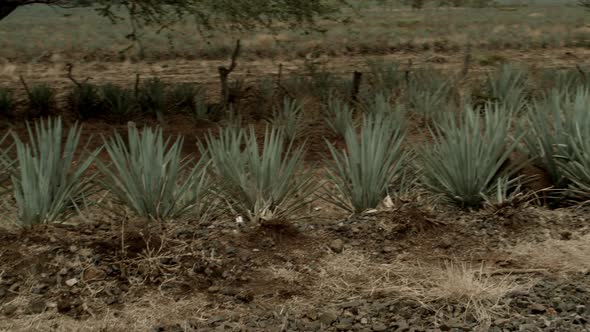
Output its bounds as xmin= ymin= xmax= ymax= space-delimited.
xmin=65 ymin=278 xmax=78 ymax=287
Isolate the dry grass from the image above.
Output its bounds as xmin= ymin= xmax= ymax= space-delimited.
xmin=313 ymin=250 xmax=532 ymax=327
xmin=509 ymin=233 xmax=590 ymax=274
xmin=0 ymin=292 xmax=212 ymax=332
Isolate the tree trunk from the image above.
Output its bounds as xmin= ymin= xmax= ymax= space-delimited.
xmin=0 ymin=5 xmax=18 ymax=21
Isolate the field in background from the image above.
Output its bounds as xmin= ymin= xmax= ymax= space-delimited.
xmin=0 ymin=0 xmax=589 ymax=62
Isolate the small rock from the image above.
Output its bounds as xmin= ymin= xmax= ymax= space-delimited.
xmin=372 ymin=322 xmax=388 ymax=331
xmin=319 ymin=310 xmax=338 ymax=326
xmin=437 ymin=238 xmax=453 ymax=249
xmin=31 ymin=284 xmax=48 ymax=295
xmin=361 ymin=318 xmax=368 ymax=325
xmin=575 ymin=305 xmax=586 ymax=314
xmin=2 ymin=304 xmax=17 ymax=316
xmin=329 ymin=239 xmax=344 ymax=253
xmin=207 ymin=286 xmax=220 ymax=293
xmin=381 ymin=247 xmax=394 ymax=254
xmin=84 ymin=267 xmax=106 ymax=282
xmin=27 ymin=300 xmax=46 ymax=314
xmin=335 ymin=321 xmax=353 ymax=331
xmin=560 ymin=231 xmax=572 ymax=240
xmin=65 ymin=278 xmax=79 ymax=287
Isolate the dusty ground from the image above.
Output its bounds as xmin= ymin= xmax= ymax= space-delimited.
xmin=0 ymin=199 xmax=589 ymax=332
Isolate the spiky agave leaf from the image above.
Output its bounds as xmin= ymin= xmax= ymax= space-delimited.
xmin=324 ymin=110 xmax=407 ymax=213
xmin=9 ymin=117 xmax=98 ymax=226
xmin=485 ymin=64 xmax=529 ymax=114
xmin=521 ymin=87 xmax=590 ymax=190
xmin=203 ymin=126 xmax=315 ymax=222
xmin=420 ymin=103 xmax=525 ymax=208
xmin=269 ymin=97 xmax=304 ymax=141
xmin=324 ymin=95 xmax=354 ymax=138
xmin=98 ymin=126 xmax=210 ymax=221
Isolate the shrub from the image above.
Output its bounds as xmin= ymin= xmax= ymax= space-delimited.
xmin=98 ymin=126 xmax=211 ymax=221
xmin=25 ymin=83 xmax=56 ymax=117
xmin=0 ymin=88 xmax=15 ymax=116
xmin=485 ymin=64 xmax=529 ymax=113
xmin=325 ymin=111 xmax=407 ymax=213
xmin=269 ymin=97 xmax=304 ymax=141
xmin=100 ymin=83 xmax=138 ymax=122
xmin=67 ymin=83 xmax=102 ymax=119
xmin=203 ymin=126 xmax=314 ymax=222
xmin=324 ymin=95 xmax=355 ymax=138
xmin=137 ymin=78 xmax=168 ymax=119
xmin=6 ymin=117 xmax=97 ymax=226
xmin=420 ymin=103 xmax=524 ymax=208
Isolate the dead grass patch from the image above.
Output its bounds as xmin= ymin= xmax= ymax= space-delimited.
xmin=313 ymin=250 xmax=532 ymax=327
xmin=509 ymin=233 xmax=590 ymax=274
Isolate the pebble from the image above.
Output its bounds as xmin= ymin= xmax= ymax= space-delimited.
xmin=329 ymin=239 xmax=344 ymax=253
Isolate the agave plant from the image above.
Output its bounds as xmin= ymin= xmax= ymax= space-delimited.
xmin=485 ymin=64 xmax=529 ymax=113
xmin=557 ymin=124 xmax=590 ymax=200
xmin=324 ymin=95 xmax=355 ymax=138
xmin=324 ymin=111 xmax=407 ymax=213
xmin=98 ymin=126 xmax=210 ymax=221
xmin=0 ymin=87 xmax=15 ymax=116
xmin=137 ymin=77 xmax=168 ymax=119
xmin=25 ymin=83 xmax=56 ymax=117
xmin=269 ymin=97 xmax=304 ymax=141
xmin=421 ymin=103 xmax=525 ymax=208
xmin=521 ymin=88 xmax=590 ymax=189
xmin=406 ymin=68 xmax=455 ymax=119
xmin=68 ymin=83 xmax=102 ymax=120
xmin=100 ymin=83 xmax=138 ymax=122
xmin=202 ymin=126 xmax=314 ymax=222
xmin=366 ymin=60 xmax=404 ymax=98
xmin=6 ymin=117 xmax=98 ymax=226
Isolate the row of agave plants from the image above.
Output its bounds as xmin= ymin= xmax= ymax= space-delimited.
xmin=1 ymin=85 xmax=590 ymax=227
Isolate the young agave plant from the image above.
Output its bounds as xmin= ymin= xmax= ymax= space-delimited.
xmin=203 ymin=126 xmax=315 ymax=223
xmin=522 ymin=88 xmax=590 ymax=190
xmin=324 ymin=95 xmax=354 ymax=138
xmin=269 ymin=97 xmax=304 ymax=141
xmin=485 ymin=64 xmax=529 ymax=114
xmin=324 ymin=111 xmax=407 ymax=213
xmin=6 ymin=117 xmax=98 ymax=226
xmin=99 ymin=126 xmax=210 ymax=222
xmin=421 ymin=103 xmax=525 ymax=208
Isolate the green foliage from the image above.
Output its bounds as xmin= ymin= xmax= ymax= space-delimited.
xmin=68 ymin=83 xmax=102 ymax=120
xmin=169 ymin=82 xmax=202 ymax=111
xmin=324 ymin=95 xmax=355 ymax=138
xmin=0 ymin=132 xmax=13 ymax=196
xmin=325 ymin=111 xmax=407 ymax=213
xmin=0 ymin=88 xmax=15 ymax=116
xmin=366 ymin=60 xmax=404 ymax=98
xmin=485 ymin=64 xmax=530 ymax=113
xmin=269 ymin=97 xmax=304 ymax=141
xmin=407 ymin=69 xmax=455 ymax=120
xmin=203 ymin=126 xmax=314 ymax=222
xmin=522 ymin=88 xmax=590 ymax=190
xmin=538 ymin=68 xmax=588 ymax=95
xmin=137 ymin=78 xmax=168 ymax=119
xmin=421 ymin=104 xmax=524 ymax=208
xmin=25 ymin=83 xmax=56 ymax=117
xmin=6 ymin=117 xmax=97 ymax=226
xmin=100 ymin=83 xmax=138 ymax=122
xmin=99 ymin=126 xmax=210 ymax=221
xmin=557 ymin=121 xmax=590 ymax=200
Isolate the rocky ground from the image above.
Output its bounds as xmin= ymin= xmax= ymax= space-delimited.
xmin=0 ymin=200 xmax=589 ymax=332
